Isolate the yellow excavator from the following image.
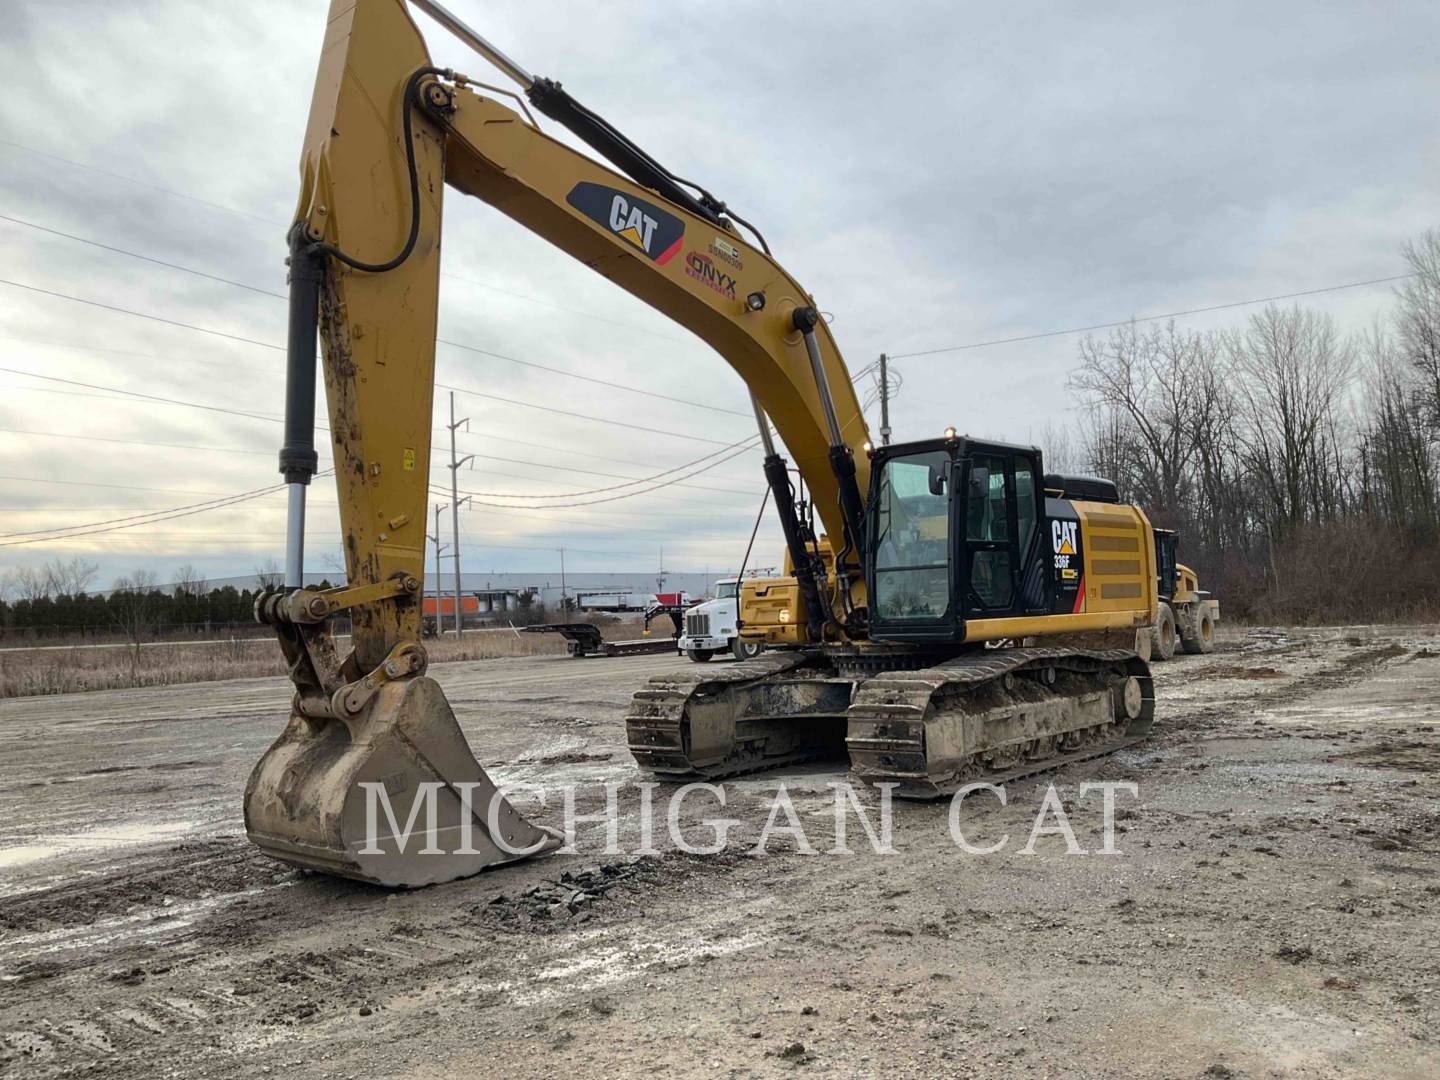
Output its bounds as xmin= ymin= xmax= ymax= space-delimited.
xmin=245 ymin=0 xmax=1160 ymax=886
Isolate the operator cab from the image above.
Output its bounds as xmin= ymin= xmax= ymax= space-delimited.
xmin=865 ymin=434 xmax=1055 ymax=644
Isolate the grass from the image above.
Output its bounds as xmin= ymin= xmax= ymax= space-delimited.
xmin=0 ymin=618 xmax=660 ymax=699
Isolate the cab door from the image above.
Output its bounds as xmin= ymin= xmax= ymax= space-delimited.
xmin=960 ymin=447 xmax=1048 ymax=619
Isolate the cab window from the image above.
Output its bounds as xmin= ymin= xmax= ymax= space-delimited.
xmin=873 ymin=450 xmax=951 ymax=620
xmin=965 ymin=454 xmax=1010 ymax=542
xmin=966 ymin=453 xmax=1012 ymax=609
xmin=1015 ymin=463 xmax=1037 ymax=558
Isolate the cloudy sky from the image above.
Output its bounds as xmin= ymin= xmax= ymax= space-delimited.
xmin=1 ymin=0 xmax=1435 ymax=590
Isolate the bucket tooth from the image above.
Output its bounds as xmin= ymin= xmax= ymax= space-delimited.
xmin=245 ymin=675 xmax=558 ymax=887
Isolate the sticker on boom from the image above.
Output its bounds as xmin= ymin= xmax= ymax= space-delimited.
xmin=567 ymin=182 xmax=684 ymax=265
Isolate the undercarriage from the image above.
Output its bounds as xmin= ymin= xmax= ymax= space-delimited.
xmin=625 ymin=644 xmax=1154 ymax=796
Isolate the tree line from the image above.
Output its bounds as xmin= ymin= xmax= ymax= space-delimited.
xmin=1057 ymin=228 xmax=1440 ymax=622
xmin=0 ymin=560 xmax=332 ymax=642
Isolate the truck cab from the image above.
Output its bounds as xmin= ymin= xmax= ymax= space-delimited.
xmin=678 ymin=579 xmax=762 ymax=662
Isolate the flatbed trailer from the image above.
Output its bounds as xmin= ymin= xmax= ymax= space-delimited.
xmin=521 ymin=623 xmax=679 ymax=658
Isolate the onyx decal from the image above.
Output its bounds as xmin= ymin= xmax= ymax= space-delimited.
xmin=566 ymin=182 xmax=684 ymax=264
xmin=684 ymin=250 xmax=737 ymax=299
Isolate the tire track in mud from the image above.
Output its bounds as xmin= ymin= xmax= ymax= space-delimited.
xmin=1151 ymin=641 xmax=1412 ymax=738
xmin=0 ymin=838 xmax=289 ymax=936
xmin=0 ymin=850 xmax=764 ymax=1078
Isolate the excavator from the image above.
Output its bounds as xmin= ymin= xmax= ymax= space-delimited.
xmin=245 ymin=0 xmax=1159 ymax=887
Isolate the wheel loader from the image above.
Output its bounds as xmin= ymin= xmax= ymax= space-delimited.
xmin=1149 ymin=528 xmax=1220 ymax=660
xmin=246 ymin=0 xmax=1162 ymax=886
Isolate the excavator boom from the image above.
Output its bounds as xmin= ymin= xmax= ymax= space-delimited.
xmin=246 ymin=0 xmax=873 ymax=886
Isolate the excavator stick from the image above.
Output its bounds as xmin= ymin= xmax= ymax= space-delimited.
xmin=243 ymin=0 xmax=559 ymax=886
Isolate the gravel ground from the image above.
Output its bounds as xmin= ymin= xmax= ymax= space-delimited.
xmin=0 ymin=625 xmax=1436 ymax=1078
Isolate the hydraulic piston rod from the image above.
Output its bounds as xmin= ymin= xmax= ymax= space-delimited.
xmin=278 ymin=227 xmax=323 ymax=589
xmin=793 ymin=306 xmax=867 ymax=564
xmin=750 ymin=394 xmax=826 ymax=639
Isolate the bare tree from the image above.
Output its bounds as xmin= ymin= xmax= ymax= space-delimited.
xmin=1394 ymin=229 xmax=1440 ymax=429
xmin=3 ymin=566 xmax=51 ymax=603
xmin=0 ymin=558 xmax=99 ymax=602
xmin=1036 ymin=420 xmax=1082 ymax=475
xmin=1069 ymin=320 xmax=1212 ymax=522
xmin=110 ymin=570 xmax=160 ymax=679
xmin=173 ymin=564 xmax=206 ymax=598
xmin=254 ymin=558 xmax=284 ymax=590
xmin=46 ymin=557 xmax=99 ymax=596
xmin=1359 ymin=325 xmax=1437 ymax=535
xmin=1186 ymin=350 xmax=1245 ymax=562
xmin=1227 ymin=305 xmax=1355 ymax=535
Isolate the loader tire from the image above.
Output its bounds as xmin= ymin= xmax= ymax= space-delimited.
xmin=1181 ymin=605 xmax=1215 ymax=655
xmin=1151 ymin=602 xmax=1177 ymax=661
xmin=686 ymin=648 xmax=715 ymax=663
xmin=731 ymin=639 xmax=764 ymax=661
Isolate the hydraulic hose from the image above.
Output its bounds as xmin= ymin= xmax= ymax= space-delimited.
xmin=307 ymin=65 xmax=453 ymax=274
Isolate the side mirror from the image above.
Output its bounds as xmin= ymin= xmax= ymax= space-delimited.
xmin=928 ymin=463 xmax=948 ymax=496
xmin=968 ymin=466 xmax=990 ymax=498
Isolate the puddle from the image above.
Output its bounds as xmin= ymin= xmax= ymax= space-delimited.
xmin=0 ymin=882 xmax=293 ymax=963
xmin=393 ymin=926 xmax=769 ymax=1013
xmin=0 ymin=845 xmax=63 ymax=869
xmin=0 ymin=818 xmax=202 ymax=873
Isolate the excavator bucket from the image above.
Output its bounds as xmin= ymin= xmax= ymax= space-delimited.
xmin=245 ymin=676 xmax=559 ymax=887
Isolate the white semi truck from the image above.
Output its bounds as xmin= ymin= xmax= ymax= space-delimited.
xmin=676 ymin=579 xmax=764 ymax=662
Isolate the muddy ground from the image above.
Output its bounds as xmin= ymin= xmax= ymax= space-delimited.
xmin=0 ymin=625 xmax=1437 ymax=1078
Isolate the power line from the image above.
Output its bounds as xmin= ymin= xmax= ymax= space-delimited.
xmin=441 ymin=437 xmax=761 ymax=509
xmin=431 ymin=431 xmax=763 ymax=499
xmin=0 ymin=424 xmax=682 ymax=493
xmin=0 ymin=145 xmax=695 ymax=344
xmin=442 ymin=270 xmax=691 ymax=345
xmin=0 ymin=427 xmax=274 ymax=457
xmin=0 ymin=371 xmax=761 ymax=504
xmin=437 ymin=382 xmax=733 ymax=445
xmin=0 ymin=367 xmax=282 ymax=424
xmin=887 ymin=273 xmax=1419 ymax=359
xmin=0 ymin=277 xmax=745 ymax=444
xmin=0 ymin=474 xmax=239 ymax=497
xmin=1 ymin=212 xmax=750 ymax=418
xmin=434 ymin=341 xmax=748 ymax=417
xmin=0 ymin=213 xmax=285 ymax=299
xmin=0 ymin=471 xmax=334 ymax=548
xmin=0 ymin=279 xmax=281 ymax=351
xmin=0 ymin=484 xmax=282 ymax=541
xmin=0 ymin=136 xmax=283 ymax=225
xmin=0 ymin=334 xmax=276 ymax=379
xmin=0 ymin=338 xmax=758 ymax=490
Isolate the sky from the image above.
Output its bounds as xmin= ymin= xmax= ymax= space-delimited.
xmin=0 ymin=0 xmax=1436 ymax=591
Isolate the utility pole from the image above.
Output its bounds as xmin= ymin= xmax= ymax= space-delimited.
xmin=878 ymin=353 xmax=892 ymax=445
xmin=558 ymin=545 xmax=567 ymax=621
xmin=447 ymin=392 xmax=474 ymax=637
xmin=428 ymin=502 xmax=448 ymax=633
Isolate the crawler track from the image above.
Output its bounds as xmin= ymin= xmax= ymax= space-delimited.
xmin=625 ymin=646 xmax=1154 ymax=794
xmin=846 ymin=647 xmax=1154 ymax=797
xmin=625 ymin=651 xmax=854 ymax=779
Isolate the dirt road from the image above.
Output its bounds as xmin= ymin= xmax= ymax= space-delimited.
xmin=1 ymin=626 xmax=1437 ymax=1078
